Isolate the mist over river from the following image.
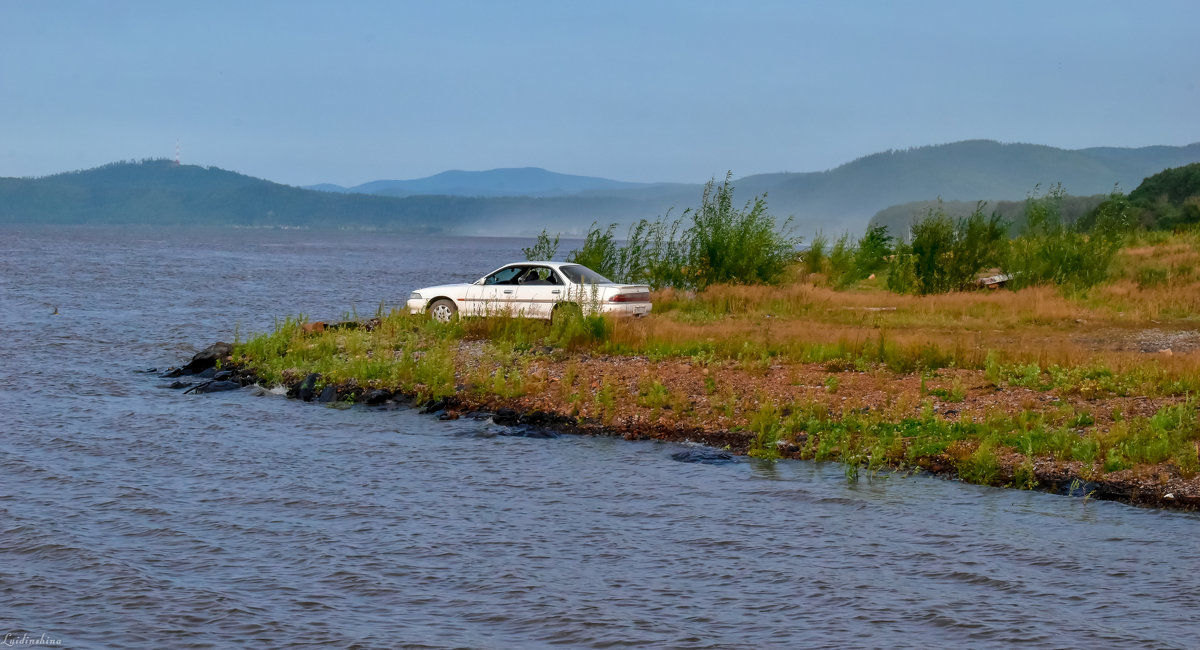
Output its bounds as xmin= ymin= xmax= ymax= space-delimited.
xmin=2 ymin=225 xmax=1199 ymax=648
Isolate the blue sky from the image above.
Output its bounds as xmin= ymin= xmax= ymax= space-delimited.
xmin=1 ymin=0 xmax=1196 ymax=186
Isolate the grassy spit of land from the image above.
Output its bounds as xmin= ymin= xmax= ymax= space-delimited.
xmin=225 ymin=229 xmax=1200 ymax=508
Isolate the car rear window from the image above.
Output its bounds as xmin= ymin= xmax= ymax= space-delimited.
xmin=559 ymin=264 xmax=612 ymax=284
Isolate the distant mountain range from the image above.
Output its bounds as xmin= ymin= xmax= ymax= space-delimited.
xmin=3 ymin=140 xmax=1199 ymax=236
xmin=306 ymin=167 xmax=676 ymax=198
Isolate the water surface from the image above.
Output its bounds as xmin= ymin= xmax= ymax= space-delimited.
xmin=2 ymin=225 xmax=1199 ymax=648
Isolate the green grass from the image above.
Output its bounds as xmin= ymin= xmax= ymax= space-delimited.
xmin=751 ymin=393 xmax=1200 ymax=486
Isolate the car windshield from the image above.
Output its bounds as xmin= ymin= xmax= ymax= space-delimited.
xmin=558 ymin=264 xmax=612 ymax=285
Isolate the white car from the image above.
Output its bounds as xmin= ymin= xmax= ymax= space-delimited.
xmin=407 ymin=261 xmax=653 ymax=322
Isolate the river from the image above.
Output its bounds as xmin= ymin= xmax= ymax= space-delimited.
xmin=2 ymin=225 xmax=1198 ymax=648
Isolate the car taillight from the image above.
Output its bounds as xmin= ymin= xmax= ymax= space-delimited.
xmin=610 ymin=291 xmax=650 ymax=303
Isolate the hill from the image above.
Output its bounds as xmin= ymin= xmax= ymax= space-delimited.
xmin=869 ymin=160 xmax=1200 ymax=236
xmin=5 ymin=141 xmax=1200 ymax=235
xmin=0 ymin=159 xmax=665 ymax=234
xmin=303 ymin=140 xmax=1200 ymax=234
xmin=308 ymin=167 xmax=657 ymax=197
xmin=733 ymin=140 xmax=1200 ymax=232
xmin=868 ymin=194 xmax=1111 ymax=236
xmin=1127 ymin=162 xmax=1200 ymax=229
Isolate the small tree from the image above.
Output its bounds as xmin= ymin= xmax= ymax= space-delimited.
xmin=566 ymin=222 xmax=620 ymax=279
xmin=853 ymin=225 xmax=893 ymax=278
xmin=803 ymin=232 xmax=828 ymax=275
xmin=1006 ymin=185 xmax=1130 ymax=290
xmin=908 ymin=213 xmax=956 ymax=294
xmin=522 ymin=228 xmax=559 ymax=261
xmin=684 ymin=173 xmax=802 ymax=289
xmin=886 ymin=203 xmax=1007 ymax=295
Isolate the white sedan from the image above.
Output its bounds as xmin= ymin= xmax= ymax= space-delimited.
xmin=407 ymin=261 xmax=653 ymax=322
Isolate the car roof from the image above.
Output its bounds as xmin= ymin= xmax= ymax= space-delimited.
xmin=498 ymin=261 xmax=581 ymax=269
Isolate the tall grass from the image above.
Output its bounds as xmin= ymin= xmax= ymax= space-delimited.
xmin=566 ymin=173 xmax=801 ymax=289
xmin=1006 ymin=186 xmax=1132 ymax=291
xmin=522 ymin=228 xmax=559 ymax=261
xmin=886 ymin=203 xmax=1007 ymax=294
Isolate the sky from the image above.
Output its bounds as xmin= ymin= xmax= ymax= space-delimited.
xmin=1 ymin=0 xmax=1197 ymax=187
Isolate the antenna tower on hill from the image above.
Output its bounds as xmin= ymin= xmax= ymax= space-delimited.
xmin=174 ymin=139 xmax=181 ymax=166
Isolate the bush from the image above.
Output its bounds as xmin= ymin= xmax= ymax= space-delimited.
xmin=566 ymin=173 xmax=801 ymax=290
xmin=826 ymin=233 xmax=855 ymax=287
xmin=803 ymin=232 xmax=828 ymax=275
xmin=853 ymin=225 xmax=893 ymax=279
xmin=886 ymin=203 xmax=1006 ymax=295
xmin=567 ymin=222 xmax=620 ymax=279
xmin=685 ymin=173 xmax=802 ymax=288
xmin=522 ymin=229 xmax=559 ymax=261
xmin=1005 ymin=185 xmax=1131 ymax=290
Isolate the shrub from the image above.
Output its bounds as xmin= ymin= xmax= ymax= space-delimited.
xmin=685 ymin=173 xmax=802 ymax=288
xmin=826 ymin=232 xmax=856 ymax=287
xmin=853 ymin=225 xmax=893 ymax=279
xmin=566 ymin=173 xmax=801 ymax=290
xmin=803 ymin=232 xmax=828 ymax=275
xmin=522 ymin=229 xmax=559 ymax=261
xmin=1006 ymin=186 xmax=1131 ymax=290
xmin=886 ymin=203 xmax=1007 ymax=295
xmin=567 ymin=222 xmax=621 ymax=279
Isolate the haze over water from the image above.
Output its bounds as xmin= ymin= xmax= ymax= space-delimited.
xmin=3 ymin=225 xmax=1199 ymax=647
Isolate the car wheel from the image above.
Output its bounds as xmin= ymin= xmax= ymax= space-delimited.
xmin=551 ymin=302 xmax=582 ymax=325
xmin=428 ymin=298 xmax=458 ymax=323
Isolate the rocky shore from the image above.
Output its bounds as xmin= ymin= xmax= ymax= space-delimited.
xmin=157 ymin=337 xmax=1200 ymax=510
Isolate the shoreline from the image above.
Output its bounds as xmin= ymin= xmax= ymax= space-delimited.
xmin=168 ymin=338 xmax=1200 ymax=510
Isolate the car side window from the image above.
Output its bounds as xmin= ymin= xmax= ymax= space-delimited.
xmin=519 ymin=266 xmax=560 ymax=285
xmin=485 ymin=267 xmax=525 ymax=285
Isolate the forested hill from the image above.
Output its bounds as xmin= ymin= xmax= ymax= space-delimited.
xmin=4 ymin=141 xmax=1200 ymax=235
xmin=0 ymin=160 xmax=660 ymax=233
xmin=0 ymin=160 xmax=414 ymax=228
xmin=730 ymin=140 xmax=1200 ymax=231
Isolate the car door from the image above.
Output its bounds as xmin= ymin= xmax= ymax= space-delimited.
xmin=464 ymin=265 xmax=524 ymax=316
xmin=509 ymin=266 xmax=564 ymax=318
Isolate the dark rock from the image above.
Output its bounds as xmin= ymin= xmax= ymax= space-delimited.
xmin=362 ymin=389 xmax=392 ymax=405
xmin=519 ymin=410 xmax=550 ymax=425
xmin=492 ymin=408 xmax=521 ymax=426
xmin=214 ymin=370 xmax=233 ymax=381
xmin=159 ymin=367 xmax=183 ymax=378
xmin=185 ymin=380 xmax=241 ymax=394
xmin=297 ymin=373 xmax=321 ymax=402
xmin=420 ymin=398 xmax=448 ymax=414
xmin=137 ymin=368 xmax=158 ymax=373
xmin=438 ymin=412 xmax=459 ymax=421
xmin=670 ymin=448 xmax=736 ymax=465
xmin=165 ymin=380 xmax=192 ymax=390
xmin=195 ymin=367 xmax=216 ymax=379
xmin=181 ymin=342 xmax=233 ymax=375
xmin=317 ymin=384 xmax=338 ymax=403
xmin=519 ymin=411 xmax=576 ymax=427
